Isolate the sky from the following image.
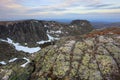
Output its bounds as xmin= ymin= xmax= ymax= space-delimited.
xmin=0 ymin=0 xmax=120 ymax=22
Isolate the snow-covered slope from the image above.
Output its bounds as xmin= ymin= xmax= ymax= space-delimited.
xmin=0 ymin=33 xmax=59 ymax=53
xmin=0 ymin=38 xmax=41 ymax=53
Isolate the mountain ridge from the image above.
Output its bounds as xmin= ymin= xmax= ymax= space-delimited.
xmin=0 ymin=19 xmax=93 ymax=47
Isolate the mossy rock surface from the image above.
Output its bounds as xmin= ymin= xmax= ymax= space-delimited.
xmin=30 ymin=34 xmax=120 ymax=80
xmin=0 ymin=31 xmax=120 ymax=80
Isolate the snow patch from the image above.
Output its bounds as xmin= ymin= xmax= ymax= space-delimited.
xmin=0 ymin=61 xmax=7 ymax=65
xmin=37 ymin=34 xmax=59 ymax=44
xmin=21 ymin=57 xmax=30 ymax=67
xmin=70 ymin=25 xmax=74 ymax=28
xmin=47 ymin=34 xmax=59 ymax=40
xmin=25 ymin=43 xmax=27 ymax=45
xmin=54 ymin=30 xmax=62 ymax=34
xmin=37 ymin=40 xmax=51 ymax=44
xmin=47 ymin=34 xmax=54 ymax=40
xmin=0 ymin=57 xmax=31 ymax=67
xmin=48 ymin=30 xmax=62 ymax=34
xmin=9 ymin=58 xmax=18 ymax=63
xmin=81 ymin=22 xmax=85 ymax=26
xmin=44 ymin=25 xmax=48 ymax=27
xmin=0 ymin=38 xmax=41 ymax=53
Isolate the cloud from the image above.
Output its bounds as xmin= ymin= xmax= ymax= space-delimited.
xmin=104 ymin=6 xmax=120 ymax=9
xmin=0 ymin=0 xmax=101 ymax=10
xmin=22 ymin=0 xmax=102 ymax=14
xmin=85 ymin=3 xmax=120 ymax=10
xmin=86 ymin=3 xmax=113 ymax=8
xmin=0 ymin=0 xmax=120 ymax=21
xmin=0 ymin=0 xmax=28 ymax=16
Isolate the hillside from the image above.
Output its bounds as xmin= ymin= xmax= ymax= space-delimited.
xmin=0 ymin=20 xmax=120 ymax=80
xmin=0 ymin=27 xmax=120 ymax=80
xmin=0 ymin=19 xmax=93 ymax=47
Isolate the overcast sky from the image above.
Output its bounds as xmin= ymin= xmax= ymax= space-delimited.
xmin=0 ymin=0 xmax=120 ymax=22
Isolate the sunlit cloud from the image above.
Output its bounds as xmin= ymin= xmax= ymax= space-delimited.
xmin=0 ymin=0 xmax=120 ymax=21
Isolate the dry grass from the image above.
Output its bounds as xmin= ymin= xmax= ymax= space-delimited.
xmin=85 ymin=27 xmax=120 ymax=38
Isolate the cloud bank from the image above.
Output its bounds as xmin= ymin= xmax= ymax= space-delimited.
xmin=0 ymin=0 xmax=120 ymax=21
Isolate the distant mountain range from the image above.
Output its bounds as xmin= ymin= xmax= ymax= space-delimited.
xmin=91 ymin=22 xmax=120 ymax=28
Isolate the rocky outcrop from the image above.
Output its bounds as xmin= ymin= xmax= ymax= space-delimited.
xmin=0 ymin=27 xmax=120 ymax=80
xmin=0 ymin=19 xmax=95 ymax=80
xmin=0 ymin=19 xmax=93 ymax=46
xmin=28 ymin=27 xmax=120 ymax=80
xmin=44 ymin=20 xmax=93 ymax=37
xmin=70 ymin=20 xmax=93 ymax=35
xmin=0 ymin=20 xmax=48 ymax=46
xmin=0 ymin=41 xmax=28 ymax=61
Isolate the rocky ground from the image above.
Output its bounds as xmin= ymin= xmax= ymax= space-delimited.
xmin=0 ymin=27 xmax=119 ymax=80
xmin=29 ymin=27 xmax=120 ymax=80
xmin=0 ymin=41 xmax=28 ymax=61
xmin=0 ymin=20 xmax=120 ymax=80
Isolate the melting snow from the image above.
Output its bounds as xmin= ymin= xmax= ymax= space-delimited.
xmin=71 ymin=25 xmax=74 ymax=28
xmin=48 ymin=30 xmax=62 ymax=34
xmin=9 ymin=58 xmax=18 ymax=63
xmin=0 ymin=38 xmax=41 ymax=53
xmin=0 ymin=57 xmax=31 ymax=67
xmin=37 ymin=40 xmax=51 ymax=44
xmin=21 ymin=57 xmax=30 ymax=67
xmin=25 ymin=43 xmax=27 ymax=45
xmin=37 ymin=34 xmax=59 ymax=44
xmin=54 ymin=30 xmax=62 ymax=34
xmin=47 ymin=34 xmax=59 ymax=40
xmin=44 ymin=25 xmax=48 ymax=27
xmin=0 ymin=34 xmax=59 ymax=53
xmin=0 ymin=61 xmax=7 ymax=65
xmin=47 ymin=34 xmax=54 ymax=40
xmin=81 ymin=22 xmax=85 ymax=26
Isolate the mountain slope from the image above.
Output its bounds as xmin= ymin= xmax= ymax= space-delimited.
xmin=0 ymin=20 xmax=48 ymax=46
xmin=0 ymin=41 xmax=28 ymax=61
xmin=29 ymin=28 xmax=120 ymax=80
xmin=1 ymin=20 xmax=120 ymax=80
xmin=1 ymin=27 xmax=119 ymax=80
xmin=0 ymin=19 xmax=93 ymax=47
